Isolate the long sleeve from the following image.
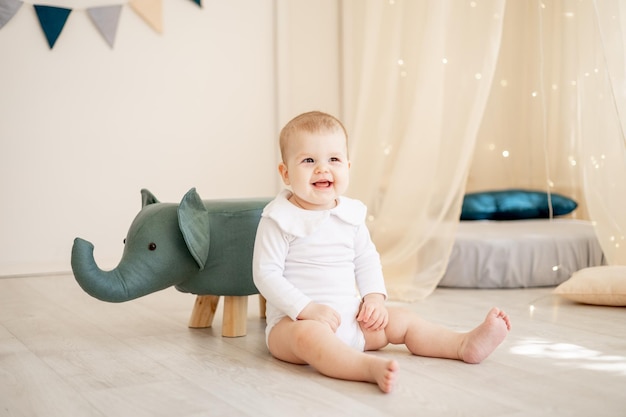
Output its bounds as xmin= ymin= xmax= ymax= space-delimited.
xmin=252 ymin=217 xmax=312 ymax=320
xmin=353 ymin=224 xmax=388 ymax=299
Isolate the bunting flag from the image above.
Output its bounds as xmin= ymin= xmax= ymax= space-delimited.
xmin=34 ymin=4 xmax=71 ymax=49
xmin=0 ymin=0 xmax=23 ymax=30
xmin=87 ymin=5 xmax=122 ymax=48
xmin=129 ymin=0 xmax=162 ymax=34
xmin=0 ymin=0 xmax=201 ymax=48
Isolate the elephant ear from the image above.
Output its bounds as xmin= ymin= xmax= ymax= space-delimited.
xmin=141 ymin=189 xmax=160 ymax=207
xmin=178 ymin=188 xmax=210 ymax=270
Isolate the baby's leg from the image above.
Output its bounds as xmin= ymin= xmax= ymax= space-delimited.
xmin=458 ymin=307 xmax=511 ymax=363
xmin=268 ymin=317 xmax=399 ymax=393
xmin=384 ymin=307 xmax=511 ymax=364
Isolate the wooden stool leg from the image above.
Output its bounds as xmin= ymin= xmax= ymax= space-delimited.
xmin=222 ymin=295 xmax=248 ymax=337
xmin=259 ymin=294 xmax=266 ymax=319
xmin=188 ymin=295 xmax=220 ymax=328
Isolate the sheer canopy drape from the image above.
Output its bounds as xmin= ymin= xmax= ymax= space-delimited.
xmin=583 ymin=0 xmax=626 ymax=265
xmin=469 ymin=1 xmax=587 ymax=216
xmin=341 ymin=0 xmax=506 ymax=301
xmin=341 ymin=0 xmax=626 ymax=301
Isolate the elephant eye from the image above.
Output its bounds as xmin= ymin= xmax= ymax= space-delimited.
xmin=148 ymin=242 xmax=157 ymax=251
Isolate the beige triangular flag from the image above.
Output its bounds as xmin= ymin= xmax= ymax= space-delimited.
xmin=129 ymin=0 xmax=162 ymax=34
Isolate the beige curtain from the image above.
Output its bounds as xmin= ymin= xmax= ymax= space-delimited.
xmin=341 ymin=0 xmax=626 ymax=301
xmin=473 ymin=0 xmax=626 ymax=264
xmin=341 ymin=0 xmax=506 ymax=301
xmin=469 ymin=1 xmax=587 ymax=217
xmin=582 ymin=0 xmax=626 ymax=264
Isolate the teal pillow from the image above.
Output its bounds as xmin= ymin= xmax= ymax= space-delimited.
xmin=461 ymin=189 xmax=578 ymax=220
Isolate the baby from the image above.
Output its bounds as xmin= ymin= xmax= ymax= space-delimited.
xmin=252 ymin=111 xmax=511 ymax=393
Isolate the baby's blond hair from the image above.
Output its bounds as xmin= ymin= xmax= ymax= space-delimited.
xmin=279 ymin=111 xmax=348 ymax=161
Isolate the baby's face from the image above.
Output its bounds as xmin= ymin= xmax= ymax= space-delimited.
xmin=279 ymin=129 xmax=350 ymax=210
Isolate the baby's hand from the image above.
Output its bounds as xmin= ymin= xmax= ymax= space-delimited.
xmin=297 ymin=302 xmax=341 ymax=332
xmin=357 ymin=293 xmax=388 ymax=331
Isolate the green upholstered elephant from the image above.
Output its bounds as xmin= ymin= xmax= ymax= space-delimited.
xmin=71 ymin=188 xmax=270 ymax=336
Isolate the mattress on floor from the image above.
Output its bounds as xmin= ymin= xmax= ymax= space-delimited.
xmin=439 ymin=219 xmax=605 ymax=288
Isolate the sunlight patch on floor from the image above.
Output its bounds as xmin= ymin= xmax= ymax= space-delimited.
xmin=510 ymin=338 xmax=626 ymax=375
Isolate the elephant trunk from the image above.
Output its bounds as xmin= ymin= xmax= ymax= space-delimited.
xmin=72 ymin=237 xmax=144 ymax=302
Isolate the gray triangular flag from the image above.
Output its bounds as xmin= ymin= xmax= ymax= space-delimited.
xmin=87 ymin=5 xmax=122 ymax=48
xmin=0 ymin=0 xmax=23 ymax=30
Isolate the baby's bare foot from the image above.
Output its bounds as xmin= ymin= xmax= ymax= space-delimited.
xmin=369 ymin=359 xmax=399 ymax=393
xmin=460 ymin=307 xmax=511 ymax=364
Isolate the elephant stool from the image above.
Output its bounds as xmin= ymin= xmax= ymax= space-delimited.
xmin=71 ymin=188 xmax=271 ymax=337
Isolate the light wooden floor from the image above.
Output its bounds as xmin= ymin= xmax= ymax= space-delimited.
xmin=1 ymin=274 xmax=625 ymax=417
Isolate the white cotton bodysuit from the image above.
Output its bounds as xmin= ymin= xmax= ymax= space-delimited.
xmin=252 ymin=189 xmax=387 ymax=352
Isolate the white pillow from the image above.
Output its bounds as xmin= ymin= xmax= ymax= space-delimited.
xmin=554 ymin=266 xmax=626 ymax=306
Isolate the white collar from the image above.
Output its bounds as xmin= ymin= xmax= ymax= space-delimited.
xmin=262 ymin=189 xmax=367 ymax=237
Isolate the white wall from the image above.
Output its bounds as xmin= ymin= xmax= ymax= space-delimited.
xmin=275 ymin=0 xmax=341 ymax=124
xmin=0 ymin=0 xmax=341 ymax=276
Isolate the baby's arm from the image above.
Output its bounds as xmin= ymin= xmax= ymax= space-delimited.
xmin=252 ymin=218 xmax=311 ymax=320
xmin=353 ymin=223 xmax=389 ymax=331
xmin=298 ymin=302 xmax=341 ymax=332
xmin=357 ymin=293 xmax=388 ymax=331
xmin=253 ymin=217 xmax=340 ymax=331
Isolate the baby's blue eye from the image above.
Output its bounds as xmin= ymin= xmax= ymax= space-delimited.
xmin=303 ymin=158 xmax=314 ymax=163
xmin=330 ymin=157 xmax=341 ymax=162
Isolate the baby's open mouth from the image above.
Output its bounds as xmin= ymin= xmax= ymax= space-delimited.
xmin=313 ymin=181 xmax=332 ymax=188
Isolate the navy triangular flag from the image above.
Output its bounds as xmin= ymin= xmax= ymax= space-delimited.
xmin=87 ymin=5 xmax=122 ymax=48
xmin=33 ymin=4 xmax=71 ymax=49
xmin=0 ymin=0 xmax=23 ymax=30
xmin=190 ymin=0 xmax=201 ymax=7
